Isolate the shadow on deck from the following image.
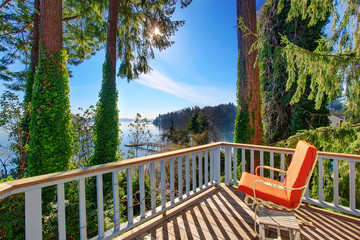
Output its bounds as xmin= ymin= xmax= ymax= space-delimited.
xmin=117 ymin=184 xmax=360 ymax=240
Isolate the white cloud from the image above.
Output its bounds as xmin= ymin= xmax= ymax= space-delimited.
xmin=138 ymin=70 xmax=235 ymax=106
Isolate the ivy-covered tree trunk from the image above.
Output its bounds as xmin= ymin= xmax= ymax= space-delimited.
xmin=93 ymin=0 xmax=119 ymax=165
xmin=28 ymin=0 xmax=72 ymax=176
xmin=234 ymin=0 xmax=263 ymax=146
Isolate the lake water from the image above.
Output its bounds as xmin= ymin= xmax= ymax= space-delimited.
xmin=0 ymin=122 xmax=163 ymax=162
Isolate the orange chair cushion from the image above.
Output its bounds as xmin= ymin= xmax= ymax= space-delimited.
xmin=285 ymin=141 xmax=317 ymax=205
xmin=238 ymin=172 xmax=293 ymax=208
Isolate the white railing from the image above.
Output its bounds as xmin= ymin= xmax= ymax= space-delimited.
xmin=0 ymin=143 xmax=222 ymax=240
xmin=0 ymin=142 xmax=359 ymax=239
xmin=225 ymin=143 xmax=360 ymax=217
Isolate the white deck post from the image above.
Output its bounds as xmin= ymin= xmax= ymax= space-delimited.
xmin=192 ymin=153 xmax=196 ymax=192
xmin=198 ymin=151 xmax=203 ymax=189
xmin=214 ymin=146 xmax=221 ymax=185
xmin=25 ymin=188 xmax=42 ymax=240
xmin=185 ymin=155 xmax=190 ymax=196
xmin=224 ymin=145 xmax=231 ymax=185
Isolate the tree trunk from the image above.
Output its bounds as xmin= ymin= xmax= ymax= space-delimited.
xmin=236 ymin=0 xmax=263 ymax=146
xmin=40 ymin=0 xmax=62 ymax=54
xmin=106 ymin=0 xmax=119 ymax=74
xmin=32 ymin=0 xmax=40 ymax=72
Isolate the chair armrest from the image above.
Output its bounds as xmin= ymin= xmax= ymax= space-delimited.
xmin=252 ymin=179 xmax=306 ymax=192
xmin=255 ymin=166 xmax=287 ymax=176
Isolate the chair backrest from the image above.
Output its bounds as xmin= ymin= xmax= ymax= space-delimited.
xmin=284 ymin=140 xmax=317 ymax=206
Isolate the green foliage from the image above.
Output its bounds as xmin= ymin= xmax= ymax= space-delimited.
xmin=187 ymin=110 xmax=209 ymax=135
xmin=93 ymin=57 xmax=119 ymax=165
xmin=276 ymin=0 xmax=360 ymax=123
xmin=276 ymin=123 xmax=360 ymax=209
xmin=258 ymin=0 xmax=330 ymax=144
xmin=71 ymin=106 xmax=96 ymax=169
xmin=27 ymin=49 xmax=72 ymax=176
xmin=0 ymin=193 xmax=25 ymax=240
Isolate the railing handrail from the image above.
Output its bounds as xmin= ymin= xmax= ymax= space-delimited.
xmin=2 ymin=141 xmax=360 ymax=199
xmin=0 ymin=142 xmax=224 ymax=198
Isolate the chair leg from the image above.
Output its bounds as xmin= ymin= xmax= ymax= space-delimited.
xmin=259 ymin=223 xmax=265 ymax=240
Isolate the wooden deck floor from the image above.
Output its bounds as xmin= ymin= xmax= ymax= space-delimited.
xmin=117 ymin=184 xmax=360 ymax=240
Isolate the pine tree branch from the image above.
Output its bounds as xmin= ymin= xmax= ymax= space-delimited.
xmin=0 ymin=0 xmax=11 ymax=9
xmin=63 ymin=16 xmax=79 ymax=22
xmin=1 ymin=20 xmax=34 ymax=37
xmin=271 ymin=123 xmax=360 ymax=146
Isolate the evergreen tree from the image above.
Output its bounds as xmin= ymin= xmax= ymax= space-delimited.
xmin=93 ymin=0 xmax=192 ymax=165
xmin=259 ymin=0 xmax=330 ymax=144
xmin=275 ymin=0 xmax=360 ymax=123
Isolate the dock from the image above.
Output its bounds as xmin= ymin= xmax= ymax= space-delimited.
xmin=124 ymin=142 xmax=169 ymax=152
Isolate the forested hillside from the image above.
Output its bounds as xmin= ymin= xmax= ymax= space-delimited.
xmin=153 ymin=103 xmax=237 ymax=141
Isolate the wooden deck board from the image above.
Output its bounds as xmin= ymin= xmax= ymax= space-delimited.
xmin=116 ymin=184 xmax=360 ymax=240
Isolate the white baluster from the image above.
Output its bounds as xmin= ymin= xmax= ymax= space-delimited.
xmin=205 ymin=150 xmax=209 ymax=185
xmin=139 ymin=165 xmax=145 ymax=218
xmin=333 ymin=159 xmax=339 ymax=206
xmin=192 ymin=153 xmax=196 ymax=192
xmin=127 ymin=168 xmax=133 ymax=224
xmin=214 ymin=147 xmax=221 ymax=185
xmin=150 ymin=163 xmax=156 ymax=213
xmin=185 ymin=155 xmax=190 ymax=196
xmin=199 ymin=151 xmax=203 ymax=189
xmin=25 ymin=188 xmax=42 ymax=240
xmin=250 ymin=150 xmax=254 ymax=174
xmin=79 ymin=178 xmax=87 ymax=240
xmin=233 ymin=148 xmax=237 ymax=181
xmin=210 ymin=149 xmax=214 ymax=183
xmin=97 ymin=175 xmax=104 ymax=238
xmin=161 ymin=160 xmax=166 ymax=208
xmin=225 ymin=146 xmax=231 ymax=185
xmin=260 ymin=150 xmax=264 ymax=177
xmin=57 ymin=183 xmax=66 ymax=240
xmin=170 ymin=158 xmax=174 ymax=203
xmin=318 ymin=157 xmax=323 ymax=202
xmin=113 ymin=171 xmax=120 ymax=231
xmin=242 ymin=148 xmax=245 ymax=173
xmin=350 ymin=161 xmax=356 ymax=210
xmin=270 ymin=152 xmax=274 ymax=179
xmin=281 ymin=153 xmax=285 ymax=182
xmin=178 ymin=156 xmax=183 ymax=199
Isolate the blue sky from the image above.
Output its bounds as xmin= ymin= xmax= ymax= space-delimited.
xmin=69 ymin=0 xmax=240 ymax=119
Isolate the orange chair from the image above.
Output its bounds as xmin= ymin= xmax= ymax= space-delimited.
xmin=238 ymin=140 xmax=318 ymax=212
